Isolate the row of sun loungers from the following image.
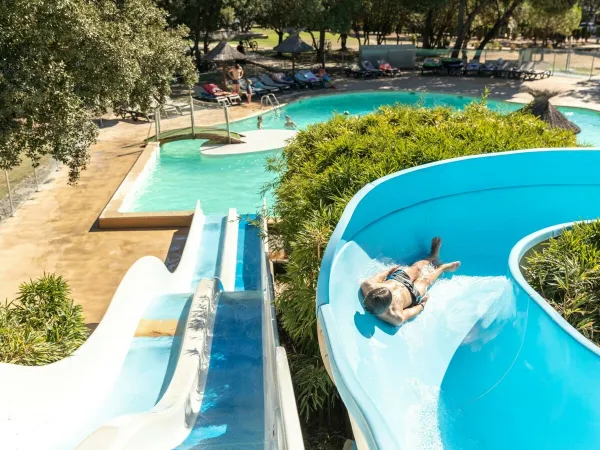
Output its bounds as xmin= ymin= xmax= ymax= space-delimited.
xmin=193 ymin=71 xmax=332 ymax=106
xmin=421 ymin=57 xmax=552 ymax=79
xmin=345 ymin=60 xmax=401 ymax=78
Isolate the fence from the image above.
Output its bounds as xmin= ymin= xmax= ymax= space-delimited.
xmin=1 ymin=158 xmax=59 ymax=221
xmin=359 ymin=46 xmax=600 ymax=80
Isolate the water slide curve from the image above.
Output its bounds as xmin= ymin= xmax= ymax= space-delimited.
xmin=317 ymin=149 xmax=600 ymax=450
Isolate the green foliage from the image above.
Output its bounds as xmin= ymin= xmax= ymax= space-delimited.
xmin=268 ymin=100 xmax=577 ymax=420
xmin=0 ymin=274 xmax=88 ymax=366
xmin=524 ymin=221 xmax=600 ymax=344
xmin=0 ymin=0 xmax=196 ymax=182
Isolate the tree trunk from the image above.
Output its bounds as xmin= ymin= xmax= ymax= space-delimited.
xmin=203 ymin=31 xmax=210 ymax=54
xmin=276 ymin=30 xmax=283 ymax=56
xmin=451 ymin=0 xmax=466 ymax=58
xmin=452 ymin=2 xmax=481 ymax=57
xmin=474 ymin=0 xmax=522 ymax=60
xmin=422 ymin=9 xmax=434 ymax=49
xmin=340 ymin=33 xmax=348 ymax=51
xmin=319 ymin=28 xmax=326 ymax=68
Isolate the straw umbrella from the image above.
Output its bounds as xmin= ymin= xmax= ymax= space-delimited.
xmin=273 ymin=34 xmax=314 ymax=74
xmin=519 ymin=87 xmax=581 ymax=134
xmin=204 ymin=40 xmax=246 ymax=89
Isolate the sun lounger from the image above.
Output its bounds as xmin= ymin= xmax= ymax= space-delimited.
xmin=193 ymin=85 xmax=231 ymax=106
xmin=479 ymin=59 xmax=501 ymax=76
xmin=271 ymin=73 xmax=297 ymax=87
xmin=203 ymin=84 xmax=242 ymax=104
xmin=294 ymin=71 xmax=320 ymax=88
xmin=116 ymin=103 xmax=150 ymax=122
xmin=259 ymin=74 xmax=291 ymax=92
xmin=344 ymin=64 xmax=371 ymax=79
xmin=495 ymin=60 xmax=516 ymax=77
xmin=301 ymin=70 xmax=325 ymax=87
xmin=511 ymin=62 xmax=535 ymax=79
xmin=248 ymin=77 xmax=280 ymax=93
xmin=522 ymin=62 xmax=552 ymax=80
xmin=150 ymin=98 xmax=181 ymax=118
xmin=377 ymin=60 xmax=400 ymax=76
xmin=441 ymin=57 xmax=464 ymax=75
xmin=361 ymin=60 xmax=383 ymax=77
xmin=421 ymin=58 xmax=442 ymax=74
xmin=464 ymin=60 xmax=481 ymax=76
xmin=165 ymin=96 xmax=192 ymax=113
xmin=239 ymin=78 xmax=269 ymax=98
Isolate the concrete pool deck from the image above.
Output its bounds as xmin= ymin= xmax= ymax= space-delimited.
xmin=0 ymin=73 xmax=598 ymax=327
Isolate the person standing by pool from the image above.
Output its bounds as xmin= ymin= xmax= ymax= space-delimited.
xmin=246 ymin=78 xmax=253 ymax=104
xmin=361 ymin=237 xmax=460 ymax=326
xmin=228 ymin=64 xmax=244 ymax=94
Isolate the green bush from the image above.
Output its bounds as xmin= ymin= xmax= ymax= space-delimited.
xmin=0 ymin=274 xmax=88 ymax=365
xmin=266 ymin=99 xmax=577 ymax=420
xmin=524 ymin=221 xmax=600 ymax=344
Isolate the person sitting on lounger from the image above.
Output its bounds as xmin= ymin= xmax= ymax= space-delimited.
xmin=284 ymin=115 xmax=297 ymax=128
xmin=361 ymin=237 xmax=460 ymax=326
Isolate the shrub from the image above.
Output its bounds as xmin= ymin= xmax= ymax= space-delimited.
xmin=0 ymin=274 xmax=88 ymax=365
xmin=266 ymin=99 xmax=577 ymax=420
xmin=524 ymin=221 xmax=600 ymax=344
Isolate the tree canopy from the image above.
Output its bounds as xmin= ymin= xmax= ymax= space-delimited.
xmin=0 ymin=0 xmax=196 ymax=182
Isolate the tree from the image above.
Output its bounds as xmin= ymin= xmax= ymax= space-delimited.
xmin=0 ymin=0 xmax=196 ymax=182
xmin=258 ymin=0 xmax=308 ymax=47
xmin=520 ymin=2 xmax=581 ymax=46
xmin=159 ymin=0 xmax=229 ymax=57
xmin=452 ymin=0 xmax=491 ymax=57
xmin=231 ymin=0 xmax=265 ymax=32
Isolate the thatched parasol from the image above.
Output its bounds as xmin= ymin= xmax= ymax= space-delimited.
xmin=519 ymin=87 xmax=581 ymax=134
xmin=204 ymin=41 xmax=246 ymax=88
xmin=273 ymin=34 xmax=314 ymax=74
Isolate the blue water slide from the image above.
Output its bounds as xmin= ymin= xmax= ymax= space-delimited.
xmin=316 ymin=149 xmax=600 ymax=449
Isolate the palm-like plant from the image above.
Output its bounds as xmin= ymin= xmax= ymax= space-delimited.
xmin=519 ymin=87 xmax=581 ymax=134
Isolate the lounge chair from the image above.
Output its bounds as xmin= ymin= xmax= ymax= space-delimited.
xmin=165 ymin=96 xmax=191 ymax=113
xmin=150 ymin=98 xmax=181 ymax=118
xmin=377 ymin=60 xmax=400 ymax=76
xmin=116 ymin=103 xmax=150 ymax=122
xmin=464 ymin=60 xmax=481 ymax=76
xmin=441 ymin=57 xmax=464 ymax=75
xmin=344 ymin=64 xmax=371 ymax=79
xmin=294 ymin=71 xmax=320 ymax=88
xmin=203 ymin=84 xmax=242 ymax=105
xmin=361 ymin=60 xmax=383 ymax=77
xmin=512 ymin=62 xmax=535 ymax=80
xmin=301 ymin=70 xmax=325 ymax=87
xmin=480 ymin=59 xmax=501 ymax=76
xmin=523 ymin=62 xmax=552 ymax=80
xmin=248 ymin=77 xmax=280 ymax=94
xmin=259 ymin=74 xmax=292 ymax=92
xmin=421 ymin=58 xmax=442 ymax=74
xmin=193 ymin=85 xmax=231 ymax=106
xmin=495 ymin=60 xmax=516 ymax=77
xmin=271 ymin=73 xmax=297 ymax=87
xmin=239 ymin=78 xmax=269 ymax=98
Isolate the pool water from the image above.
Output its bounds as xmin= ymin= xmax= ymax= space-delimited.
xmin=126 ymin=140 xmax=278 ymax=214
xmin=126 ymin=91 xmax=600 ymax=214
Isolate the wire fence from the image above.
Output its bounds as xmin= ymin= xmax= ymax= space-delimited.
xmin=0 ymin=159 xmax=59 ymax=222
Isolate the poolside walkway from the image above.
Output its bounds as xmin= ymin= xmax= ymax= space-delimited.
xmin=0 ymin=74 xmax=598 ymax=328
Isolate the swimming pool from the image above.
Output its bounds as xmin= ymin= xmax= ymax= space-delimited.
xmin=124 ymin=91 xmax=600 ymax=215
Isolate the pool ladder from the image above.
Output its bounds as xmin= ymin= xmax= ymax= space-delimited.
xmin=261 ymin=93 xmax=280 ymax=110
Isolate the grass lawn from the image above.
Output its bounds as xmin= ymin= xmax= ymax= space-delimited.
xmin=0 ymin=155 xmax=52 ymax=199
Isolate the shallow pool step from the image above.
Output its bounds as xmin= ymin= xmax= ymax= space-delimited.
xmin=175 ymin=290 xmax=264 ymax=450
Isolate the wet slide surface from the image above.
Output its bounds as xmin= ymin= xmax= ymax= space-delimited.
xmin=317 ymin=150 xmax=600 ymax=449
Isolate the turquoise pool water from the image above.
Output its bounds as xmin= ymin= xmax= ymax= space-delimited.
xmin=125 ymin=91 xmax=600 ymax=214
